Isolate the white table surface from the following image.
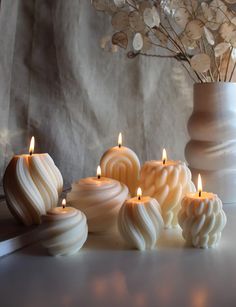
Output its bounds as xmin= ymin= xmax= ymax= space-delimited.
xmin=0 ymin=199 xmax=235 ymax=307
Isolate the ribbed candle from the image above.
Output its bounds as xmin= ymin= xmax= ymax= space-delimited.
xmin=3 ymin=153 xmax=63 ymax=226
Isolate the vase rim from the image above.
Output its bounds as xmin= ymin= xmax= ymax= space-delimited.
xmin=194 ymin=82 xmax=236 ymax=86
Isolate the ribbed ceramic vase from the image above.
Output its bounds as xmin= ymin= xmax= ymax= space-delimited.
xmin=185 ymin=82 xmax=236 ymax=204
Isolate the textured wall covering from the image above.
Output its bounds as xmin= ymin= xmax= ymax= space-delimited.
xmin=0 ymin=0 xmax=193 ymax=189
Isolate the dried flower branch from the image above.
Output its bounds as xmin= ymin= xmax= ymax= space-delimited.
xmin=92 ymin=0 xmax=236 ymax=82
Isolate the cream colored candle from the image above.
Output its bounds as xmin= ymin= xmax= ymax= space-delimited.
xmin=42 ymin=199 xmax=88 ymax=256
xmin=118 ymin=188 xmax=164 ymax=251
xmin=140 ymin=149 xmax=195 ymax=228
xmin=100 ymin=133 xmax=140 ymax=196
xmin=3 ymin=137 xmax=63 ymax=226
xmin=67 ymin=166 xmax=129 ymax=233
xmin=178 ymin=175 xmax=227 ymax=248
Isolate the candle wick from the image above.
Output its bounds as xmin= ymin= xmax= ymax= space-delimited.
xmin=118 ymin=144 xmax=121 ymax=148
xmin=97 ymin=175 xmax=101 ymax=179
xmin=29 ymin=151 xmax=33 ymax=156
xmin=62 ymin=205 xmax=65 ymax=209
xmin=163 ymin=159 xmax=166 ymax=165
xmin=199 ymin=190 xmax=202 ymax=197
xmin=138 ymin=196 xmax=141 ymax=200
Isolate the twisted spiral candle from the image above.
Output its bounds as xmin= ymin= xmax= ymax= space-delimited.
xmin=42 ymin=200 xmax=88 ymax=256
xmin=67 ymin=167 xmax=129 ymax=233
xmin=118 ymin=188 xmax=164 ymax=250
xmin=3 ymin=138 xmax=63 ymax=226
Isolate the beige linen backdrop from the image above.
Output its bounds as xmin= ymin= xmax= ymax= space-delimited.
xmin=0 ymin=0 xmax=193 ymax=190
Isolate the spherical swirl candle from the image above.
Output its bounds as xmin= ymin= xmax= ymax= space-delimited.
xmin=3 ymin=137 xmax=63 ymax=226
xmin=67 ymin=166 xmax=129 ymax=233
xmin=118 ymin=188 xmax=164 ymax=251
xmin=140 ymin=149 xmax=195 ymax=228
xmin=100 ymin=133 xmax=140 ymax=196
xmin=178 ymin=175 xmax=227 ymax=248
xmin=42 ymin=199 xmax=88 ymax=256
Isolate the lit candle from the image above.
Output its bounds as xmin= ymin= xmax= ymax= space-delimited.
xmin=178 ymin=175 xmax=227 ymax=248
xmin=100 ymin=133 xmax=140 ymax=196
xmin=67 ymin=166 xmax=129 ymax=233
xmin=118 ymin=187 xmax=164 ymax=251
xmin=42 ymin=199 xmax=88 ymax=256
xmin=140 ymin=149 xmax=195 ymax=228
xmin=3 ymin=137 xmax=63 ymax=226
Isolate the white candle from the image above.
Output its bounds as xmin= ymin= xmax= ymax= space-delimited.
xmin=67 ymin=166 xmax=129 ymax=233
xmin=140 ymin=149 xmax=195 ymax=228
xmin=118 ymin=187 xmax=164 ymax=251
xmin=100 ymin=133 xmax=140 ymax=196
xmin=42 ymin=199 xmax=88 ymax=256
xmin=3 ymin=137 xmax=63 ymax=226
xmin=178 ymin=174 xmax=227 ymax=248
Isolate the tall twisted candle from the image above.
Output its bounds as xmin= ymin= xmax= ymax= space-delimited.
xmin=140 ymin=149 xmax=195 ymax=228
xmin=100 ymin=133 xmax=140 ymax=196
xmin=118 ymin=188 xmax=164 ymax=250
xmin=42 ymin=199 xmax=88 ymax=256
xmin=67 ymin=166 xmax=129 ymax=233
xmin=178 ymin=175 xmax=227 ymax=248
xmin=3 ymin=137 xmax=63 ymax=226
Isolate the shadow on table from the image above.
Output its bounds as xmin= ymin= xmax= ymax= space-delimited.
xmin=84 ymin=226 xmax=186 ymax=251
xmin=17 ymin=227 xmax=188 ymax=258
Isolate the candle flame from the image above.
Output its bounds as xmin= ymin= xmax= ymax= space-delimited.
xmin=137 ymin=187 xmax=142 ymax=200
xmin=97 ymin=165 xmax=101 ymax=179
xmin=62 ymin=198 xmax=66 ymax=209
xmin=118 ymin=132 xmax=122 ymax=148
xmin=198 ymin=174 xmax=202 ymax=197
xmin=29 ymin=136 xmax=35 ymax=155
xmin=162 ymin=148 xmax=167 ymax=165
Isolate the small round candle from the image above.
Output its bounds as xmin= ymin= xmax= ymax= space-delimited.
xmin=118 ymin=187 xmax=164 ymax=251
xmin=67 ymin=166 xmax=129 ymax=233
xmin=3 ymin=137 xmax=63 ymax=226
xmin=178 ymin=175 xmax=227 ymax=248
xmin=100 ymin=133 xmax=140 ymax=196
xmin=140 ymin=149 xmax=195 ymax=228
xmin=42 ymin=199 xmax=88 ymax=256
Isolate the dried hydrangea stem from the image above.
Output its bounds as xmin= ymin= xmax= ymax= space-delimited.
xmin=225 ymin=48 xmax=233 ymax=82
xmin=229 ymin=61 xmax=236 ymax=82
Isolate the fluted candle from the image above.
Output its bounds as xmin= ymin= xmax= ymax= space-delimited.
xmin=67 ymin=166 xmax=129 ymax=233
xmin=42 ymin=199 xmax=88 ymax=256
xmin=3 ymin=137 xmax=63 ymax=226
xmin=178 ymin=175 xmax=227 ymax=248
xmin=118 ymin=188 xmax=164 ymax=250
xmin=140 ymin=149 xmax=195 ymax=228
xmin=100 ymin=133 xmax=140 ymax=196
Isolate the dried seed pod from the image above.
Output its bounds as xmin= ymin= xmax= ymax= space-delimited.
xmin=185 ymin=19 xmax=204 ymax=40
xmin=174 ymin=7 xmax=190 ymax=29
xmin=143 ymin=7 xmax=160 ymax=28
xmin=190 ymin=53 xmax=211 ymax=73
xmin=133 ymin=32 xmax=144 ymax=50
xmin=112 ymin=31 xmax=128 ymax=49
xmin=203 ymin=26 xmax=214 ymax=46
xmin=214 ymin=42 xmax=230 ymax=57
